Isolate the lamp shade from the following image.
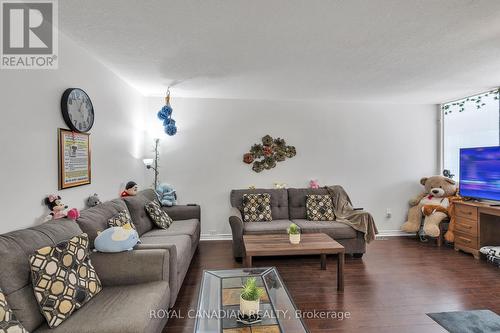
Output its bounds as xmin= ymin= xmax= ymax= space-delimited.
xmin=143 ymin=158 xmax=154 ymax=167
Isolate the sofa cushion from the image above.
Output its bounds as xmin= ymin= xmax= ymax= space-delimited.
xmin=145 ymin=201 xmax=173 ymax=229
xmin=29 ymin=233 xmax=102 ymax=328
xmin=0 ymin=220 xmax=83 ymax=332
xmin=292 ymin=220 xmax=357 ymax=239
xmin=33 ymin=281 xmax=170 ymax=333
xmin=243 ymin=220 xmax=294 ymax=235
xmin=231 ymin=189 xmax=289 ymax=220
xmin=107 ymin=210 xmax=136 ymax=230
xmin=77 ymin=199 xmax=129 ymax=247
xmin=141 ymin=219 xmax=199 ymax=250
xmin=306 ymin=195 xmax=335 ymax=221
xmin=0 ymin=288 xmax=28 ymax=333
xmin=288 ymin=188 xmax=330 ymax=219
xmin=123 ymin=192 xmax=157 ymax=236
xmin=242 ymin=194 xmax=272 ymax=222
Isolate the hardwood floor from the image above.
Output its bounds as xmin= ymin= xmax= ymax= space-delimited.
xmin=163 ymin=237 xmax=500 ymax=333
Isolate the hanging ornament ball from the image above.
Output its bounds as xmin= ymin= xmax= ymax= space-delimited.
xmin=157 ymin=105 xmax=173 ymax=120
xmin=165 ymin=123 xmax=177 ymax=136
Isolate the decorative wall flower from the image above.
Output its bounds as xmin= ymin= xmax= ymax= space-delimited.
xmin=263 ymin=146 xmax=273 ymax=157
xmin=243 ymin=135 xmax=296 ymax=173
xmin=262 ymin=135 xmax=273 ymax=146
xmin=243 ymin=153 xmax=254 ymax=164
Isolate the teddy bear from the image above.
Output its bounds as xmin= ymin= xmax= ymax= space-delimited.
xmin=44 ymin=195 xmax=79 ymax=220
xmin=401 ymin=175 xmax=458 ymax=237
xmin=309 ymin=179 xmax=320 ymax=189
xmin=156 ymin=183 xmax=177 ymax=206
xmin=87 ymin=193 xmax=101 ymax=208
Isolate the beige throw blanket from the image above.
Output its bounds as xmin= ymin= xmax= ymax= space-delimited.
xmin=326 ymin=185 xmax=378 ymax=243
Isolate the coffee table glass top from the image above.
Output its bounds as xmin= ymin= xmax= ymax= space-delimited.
xmin=194 ymin=267 xmax=308 ymax=333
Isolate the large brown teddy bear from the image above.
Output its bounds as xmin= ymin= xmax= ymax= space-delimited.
xmin=401 ymin=176 xmax=458 ymax=237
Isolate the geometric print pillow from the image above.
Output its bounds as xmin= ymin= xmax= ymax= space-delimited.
xmin=0 ymin=288 xmax=28 ymax=333
xmin=242 ymin=193 xmax=273 ymax=222
xmin=29 ymin=233 xmax=102 ymax=328
xmin=108 ymin=210 xmax=136 ymax=230
xmin=306 ymin=195 xmax=335 ymax=221
xmin=145 ymin=201 xmax=173 ymax=229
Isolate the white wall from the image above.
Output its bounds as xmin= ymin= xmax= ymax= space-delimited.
xmin=0 ymin=34 xmax=147 ymax=233
xmin=144 ymin=97 xmax=439 ymax=237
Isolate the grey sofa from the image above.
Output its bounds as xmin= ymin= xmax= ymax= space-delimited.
xmin=0 ymin=189 xmax=200 ymax=333
xmin=229 ymin=188 xmax=366 ymax=259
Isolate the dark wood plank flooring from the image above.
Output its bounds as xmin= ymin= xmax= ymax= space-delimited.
xmin=163 ymin=237 xmax=500 ymax=333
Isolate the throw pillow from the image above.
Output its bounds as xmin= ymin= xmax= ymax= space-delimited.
xmin=145 ymin=201 xmax=173 ymax=229
xmin=0 ymin=288 xmax=28 ymax=333
xmin=108 ymin=210 xmax=136 ymax=230
xmin=306 ymin=195 xmax=335 ymax=221
xmin=242 ymin=193 xmax=273 ymax=222
xmin=29 ymin=233 xmax=102 ymax=328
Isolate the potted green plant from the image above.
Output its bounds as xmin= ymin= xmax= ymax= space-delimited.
xmin=287 ymin=223 xmax=301 ymax=244
xmin=240 ymin=277 xmax=265 ymax=316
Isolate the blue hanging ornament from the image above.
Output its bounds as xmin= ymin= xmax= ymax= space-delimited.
xmin=165 ymin=123 xmax=177 ymax=136
xmin=158 ymin=89 xmax=177 ymax=136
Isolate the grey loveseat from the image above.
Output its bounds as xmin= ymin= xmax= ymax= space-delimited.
xmin=0 ymin=189 xmax=200 ymax=333
xmin=229 ymin=188 xmax=366 ymax=260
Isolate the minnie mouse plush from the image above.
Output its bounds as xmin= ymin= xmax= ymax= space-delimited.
xmin=44 ymin=195 xmax=79 ymax=220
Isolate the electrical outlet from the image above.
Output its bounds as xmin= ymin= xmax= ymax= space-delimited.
xmin=386 ymin=208 xmax=392 ymax=218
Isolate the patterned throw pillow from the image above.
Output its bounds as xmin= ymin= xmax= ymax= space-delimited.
xmin=242 ymin=193 xmax=273 ymax=222
xmin=306 ymin=195 xmax=335 ymax=221
xmin=108 ymin=210 xmax=136 ymax=230
xmin=29 ymin=233 xmax=102 ymax=328
xmin=145 ymin=201 xmax=173 ymax=229
xmin=0 ymin=288 xmax=28 ymax=333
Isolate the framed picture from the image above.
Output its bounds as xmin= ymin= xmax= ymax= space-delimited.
xmin=58 ymin=128 xmax=91 ymax=189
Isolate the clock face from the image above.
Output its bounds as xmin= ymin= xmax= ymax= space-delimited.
xmin=61 ymin=88 xmax=94 ymax=132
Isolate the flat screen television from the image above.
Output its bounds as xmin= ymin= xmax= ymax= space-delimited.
xmin=459 ymin=146 xmax=500 ymax=201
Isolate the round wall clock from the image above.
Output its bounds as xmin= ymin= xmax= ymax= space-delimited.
xmin=61 ymin=88 xmax=95 ymax=132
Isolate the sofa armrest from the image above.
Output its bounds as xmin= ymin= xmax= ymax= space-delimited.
xmin=90 ymin=249 xmax=170 ymax=286
xmin=229 ymin=207 xmax=244 ymax=259
xmin=163 ymin=205 xmax=200 ymax=221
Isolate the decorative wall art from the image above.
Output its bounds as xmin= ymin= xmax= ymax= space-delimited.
xmin=58 ymin=129 xmax=91 ymax=189
xmin=243 ymin=135 xmax=296 ymax=173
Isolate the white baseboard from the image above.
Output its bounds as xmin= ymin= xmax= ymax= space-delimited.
xmin=200 ymin=230 xmax=413 ymax=241
xmin=200 ymin=233 xmax=232 ymax=241
xmin=376 ymin=230 xmax=414 ymax=238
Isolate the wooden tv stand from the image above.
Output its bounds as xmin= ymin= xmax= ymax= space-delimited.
xmin=454 ymin=201 xmax=500 ymax=259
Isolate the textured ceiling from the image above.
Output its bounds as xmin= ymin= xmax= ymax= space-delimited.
xmin=60 ymin=0 xmax=500 ymax=103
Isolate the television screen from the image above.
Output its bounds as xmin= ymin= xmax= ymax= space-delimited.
xmin=459 ymin=146 xmax=500 ymax=201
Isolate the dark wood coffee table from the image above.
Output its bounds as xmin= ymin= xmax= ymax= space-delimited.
xmin=243 ymin=233 xmax=345 ymax=291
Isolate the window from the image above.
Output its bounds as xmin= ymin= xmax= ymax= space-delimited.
xmin=442 ymin=89 xmax=500 ymax=179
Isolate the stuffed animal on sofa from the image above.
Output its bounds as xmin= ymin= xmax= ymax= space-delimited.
xmin=44 ymin=195 xmax=69 ymax=220
xmin=94 ymin=223 xmax=139 ymax=252
xmin=120 ymin=181 xmax=138 ymax=197
xmin=401 ymin=176 xmax=458 ymax=237
xmin=309 ymin=179 xmax=320 ymax=189
xmin=87 ymin=193 xmax=102 ymax=207
xmin=156 ymin=183 xmax=177 ymax=207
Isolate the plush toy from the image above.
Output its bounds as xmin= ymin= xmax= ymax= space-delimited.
xmin=401 ymin=176 xmax=459 ymax=237
xmin=249 ymin=185 xmax=256 ymax=189
xmin=67 ymin=208 xmax=80 ymax=220
xmin=156 ymin=183 xmax=177 ymax=207
xmin=44 ymin=195 xmax=69 ymax=220
xmin=120 ymin=181 xmax=138 ymax=197
xmin=309 ymin=179 xmax=320 ymax=189
xmin=87 ymin=193 xmax=101 ymax=207
xmin=94 ymin=223 xmax=139 ymax=253
xmin=274 ymin=182 xmax=287 ymax=189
